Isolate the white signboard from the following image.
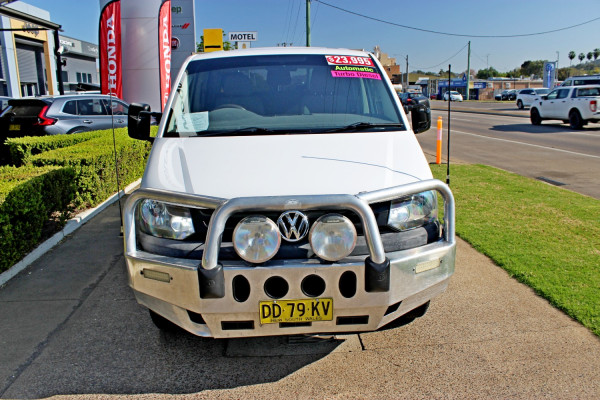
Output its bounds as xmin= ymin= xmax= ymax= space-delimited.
xmin=228 ymin=31 xmax=257 ymax=42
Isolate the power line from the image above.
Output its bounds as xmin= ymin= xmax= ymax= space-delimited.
xmin=314 ymin=0 xmax=600 ymax=38
xmin=412 ymin=43 xmax=468 ymax=70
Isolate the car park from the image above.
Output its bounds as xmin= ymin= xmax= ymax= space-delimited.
xmin=0 ymin=94 xmax=128 ymax=138
xmin=516 ymin=88 xmax=550 ymax=109
xmin=124 ymin=46 xmax=455 ymax=338
xmin=443 ymin=91 xmax=463 ymax=101
xmin=495 ymin=89 xmax=517 ymax=101
xmin=530 ymin=85 xmax=600 ymax=129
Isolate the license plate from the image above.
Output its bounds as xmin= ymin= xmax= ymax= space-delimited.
xmin=259 ymin=298 xmax=333 ymax=324
xmin=9 ymin=124 xmax=20 ymax=131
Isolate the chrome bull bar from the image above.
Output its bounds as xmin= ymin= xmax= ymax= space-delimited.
xmin=123 ymin=179 xmax=455 ymax=288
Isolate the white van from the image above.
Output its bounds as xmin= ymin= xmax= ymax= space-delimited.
xmin=124 ymin=47 xmax=455 ymax=338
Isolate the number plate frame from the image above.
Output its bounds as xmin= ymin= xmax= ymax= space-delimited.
xmin=9 ymin=124 xmax=20 ymax=131
xmin=259 ymin=298 xmax=333 ymax=325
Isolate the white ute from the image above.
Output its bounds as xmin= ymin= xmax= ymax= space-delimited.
xmin=124 ymin=47 xmax=455 ymax=338
xmin=530 ymin=85 xmax=600 ymax=129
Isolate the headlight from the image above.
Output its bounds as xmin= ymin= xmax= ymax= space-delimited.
xmin=309 ymin=214 xmax=357 ymax=262
xmin=388 ymin=190 xmax=437 ymax=231
xmin=138 ymin=199 xmax=195 ymax=240
xmin=233 ymin=216 xmax=281 ymax=264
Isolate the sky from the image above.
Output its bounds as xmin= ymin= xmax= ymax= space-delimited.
xmin=16 ymin=0 xmax=600 ymax=74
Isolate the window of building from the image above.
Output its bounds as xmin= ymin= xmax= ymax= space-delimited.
xmin=61 ymin=71 xmax=69 ymax=83
xmin=76 ymin=72 xmax=82 ymax=83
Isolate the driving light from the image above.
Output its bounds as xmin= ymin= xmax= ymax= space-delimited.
xmin=138 ymin=199 xmax=195 ymax=240
xmin=388 ymin=191 xmax=437 ymax=231
xmin=309 ymin=214 xmax=357 ymax=262
xmin=233 ymin=216 xmax=281 ymax=263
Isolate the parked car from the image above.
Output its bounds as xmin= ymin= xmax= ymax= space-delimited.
xmin=430 ymin=93 xmax=437 ymax=100
xmin=443 ymin=91 xmax=463 ymax=101
xmin=0 ymin=94 xmax=129 ymax=138
xmin=516 ymin=88 xmax=550 ymax=109
xmin=398 ymin=92 xmax=428 ymax=113
xmin=495 ymin=89 xmax=517 ymax=101
xmin=0 ymin=96 xmax=12 ymax=112
xmin=124 ymin=46 xmax=454 ymax=338
xmin=560 ymin=74 xmax=600 ymax=87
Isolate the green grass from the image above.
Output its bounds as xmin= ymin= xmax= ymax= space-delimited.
xmin=430 ymin=164 xmax=600 ymax=336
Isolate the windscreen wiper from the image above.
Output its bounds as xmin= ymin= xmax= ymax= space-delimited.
xmin=325 ymin=122 xmax=405 ymax=133
xmin=196 ymin=127 xmax=275 ymax=137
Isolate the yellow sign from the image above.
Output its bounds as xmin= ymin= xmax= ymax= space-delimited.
xmin=203 ymin=28 xmax=223 ymax=53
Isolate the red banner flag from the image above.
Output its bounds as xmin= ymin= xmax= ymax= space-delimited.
xmin=99 ymin=0 xmax=122 ymax=98
xmin=159 ymin=0 xmax=172 ymax=111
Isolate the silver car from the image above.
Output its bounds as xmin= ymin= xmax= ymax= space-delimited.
xmin=0 ymin=94 xmax=128 ymax=137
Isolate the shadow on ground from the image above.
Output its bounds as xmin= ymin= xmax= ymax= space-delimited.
xmin=4 ymin=257 xmax=348 ymax=398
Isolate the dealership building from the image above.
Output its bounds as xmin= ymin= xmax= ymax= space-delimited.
xmin=0 ymin=0 xmax=195 ymax=100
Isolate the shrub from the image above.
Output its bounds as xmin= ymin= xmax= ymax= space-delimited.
xmin=3 ymin=130 xmax=103 ymax=167
xmin=0 ymin=165 xmax=77 ymax=272
xmin=30 ymin=128 xmax=150 ymax=208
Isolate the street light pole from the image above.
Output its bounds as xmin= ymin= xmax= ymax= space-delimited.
xmin=306 ymin=0 xmax=311 ymax=47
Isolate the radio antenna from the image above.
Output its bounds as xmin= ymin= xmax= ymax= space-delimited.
xmin=109 ymin=89 xmax=124 ymax=236
xmin=446 ymin=64 xmax=452 ymax=186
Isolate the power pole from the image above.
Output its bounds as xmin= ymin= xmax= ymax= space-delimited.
xmin=405 ymin=54 xmax=408 ymax=91
xmin=466 ymin=41 xmax=471 ymax=101
xmin=306 ymin=0 xmax=311 ymax=47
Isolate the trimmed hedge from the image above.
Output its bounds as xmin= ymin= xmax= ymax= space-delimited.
xmin=4 ymin=130 xmax=103 ymax=167
xmin=0 ymin=165 xmax=77 ymax=272
xmin=30 ymin=128 xmax=150 ymax=208
xmin=0 ymin=128 xmax=151 ymax=273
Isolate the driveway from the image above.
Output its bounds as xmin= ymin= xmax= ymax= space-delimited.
xmin=1 ymin=202 xmax=600 ymax=399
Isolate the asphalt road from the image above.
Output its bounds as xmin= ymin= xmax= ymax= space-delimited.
xmin=419 ymin=101 xmax=600 ymax=199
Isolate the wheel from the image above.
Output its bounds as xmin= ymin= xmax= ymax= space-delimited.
xmin=149 ymin=310 xmax=179 ymax=332
xmin=67 ymin=127 xmax=88 ymax=134
xmin=517 ymin=100 xmax=523 ymax=109
xmin=569 ymin=110 xmax=583 ymax=130
xmin=530 ymin=108 xmax=542 ymax=125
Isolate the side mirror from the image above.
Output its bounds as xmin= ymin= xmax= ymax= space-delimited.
xmin=127 ymin=103 xmax=162 ymax=142
xmin=412 ymin=105 xmax=431 ymax=134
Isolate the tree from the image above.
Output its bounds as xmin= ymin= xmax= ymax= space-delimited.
xmin=476 ymin=67 xmax=501 ymax=79
xmin=578 ymin=53 xmax=585 ymax=62
xmin=587 ymin=52 xmax=593 ymax=61
xmin=520 ymin=60 xmax=544 ymax=77
xmin=568 ymin=51 xmax=576 ymax=66
xmin=594 ymin=48 xmax=600 ymax=61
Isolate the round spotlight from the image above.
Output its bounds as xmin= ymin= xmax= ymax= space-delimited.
xmin=233 ymin=216 xmax=281 ymax=263
xmin=309 ymin=214 xmax=357 ymax=262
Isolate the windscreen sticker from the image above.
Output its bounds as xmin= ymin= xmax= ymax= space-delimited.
xmin=325 ymin=55 xmax=374 ymax=67
xmin=333 ymin=65 xmax=375 ymax=73
xmin=331 ymin=70 xmax=381 ymax=80
xmin=176 ymin=111 xmax=209 ymax=132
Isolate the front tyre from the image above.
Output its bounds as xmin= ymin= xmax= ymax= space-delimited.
xmin=517 ymin=100 xmax=524 ymax=109
xmin=149 ymin=310 xmax=179 ymax=332
xmin=530 ymin=108 xmax=542 ymax=125
xmin=569 ymin=110 xmax=583 ymax=130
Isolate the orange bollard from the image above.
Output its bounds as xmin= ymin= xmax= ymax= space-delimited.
xmin=436 ymin=116 xmax=443 ymax=164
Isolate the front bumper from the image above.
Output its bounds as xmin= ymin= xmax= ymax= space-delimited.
xmin=123 ymin=180 xmax=455 ymax=338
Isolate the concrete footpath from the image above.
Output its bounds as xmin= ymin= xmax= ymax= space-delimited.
xmin=1 ymin=197 xmax=600 ymax=399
